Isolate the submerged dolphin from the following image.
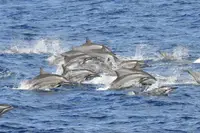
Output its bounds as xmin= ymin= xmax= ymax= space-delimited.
xmin=27 ymin=68 xmax=70 ymax=90
xmin=187 ymin=70 xmax=200 ymax=84
xmin=64 ymin=53 xmax=93 ymax=65
xmin=144 ymin=86 xmax=176 ymax=96
xmin=85 ymin=51 xmax=119 ymax=67
xmin=0 ymin=104 xmax=13 ymax=116
xmin=129 ymin=86 xmax=176 ymax=96
xmin=79 ymin=57 xmax=116 ymax=76
xmin=109 ymin=69 xmax=156 ymax=89
xmin=118 ymin=60 xmax=147 ymax=70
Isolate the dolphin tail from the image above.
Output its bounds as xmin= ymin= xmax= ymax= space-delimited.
xmin=40 ymin=68 xmax=49 ymax=75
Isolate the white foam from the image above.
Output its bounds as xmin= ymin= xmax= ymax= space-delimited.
xmin=0 ymin=71 xmax=12 ymax=79
xmin=96 ymin=86 xmax=110 ymax=91
xmin=1 ymin=38 xmax=66 ymax=55
xmin=13 ymin=80 xmax=52 ymax=91
xmin=84 ymin=74 xmax=116 ymax=85
xmin=172 ymin=46 xmax=189 ymax=60
xmin=193 ymin=58 xmax=200 ymax=63
xmin=82 ymin=74 xmax=116 ymax=91
xmin=159 ymin=46 xmax=189 ymax=61
xmin=13 ymin=80 xmax=32 ymax=90
xmin=54 ymin=61 xmax=65 ymax=74
xmin=134 ymin=44 xmax=146 ymax=60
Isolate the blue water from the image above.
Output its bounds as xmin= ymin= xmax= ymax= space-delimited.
xmin=1 ymin=0 xmax=200 ymax=132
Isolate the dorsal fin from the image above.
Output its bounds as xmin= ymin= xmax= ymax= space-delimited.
xmin=101 ymin=45 xmax=113 ymax=54
xmin=133 ymin=62 xmax=141 ymax=70
xmin=40 ymin=68 xmax=48 ymax=75
xmin=113 ymin=69 xmax=131 ymax=82
xmin=83 ymin=37 xmax=92 ymax=45
xmin=187 ymin=70 xmax=200 ymax=84
xmin=101 ymin=45 xmax=107 ymax=52
xmin=115 ymin=69 xmax=133 ymax=78
xmin=61 ymin=64 xmax=69 ymax=76
xmin=64 ymin=56 xmax=70 ymax=63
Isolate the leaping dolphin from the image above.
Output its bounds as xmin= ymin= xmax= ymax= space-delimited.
xmin=62 ymin=65 xmax=99 ymax=83
xmin=109 ymin=69 xmax=156 ymax=89
xmin=72 ymin=38 xmax=115 ymax=55
xmin=0 ymin=104 xmax=13 ymax=116
xmin=27 ymin=68 xmax=70 ymax=90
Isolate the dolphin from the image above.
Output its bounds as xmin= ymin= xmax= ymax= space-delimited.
xmin=0 ymin=104 xmax=13 ymax=116
xmin=72 ymin=38 xmax=115 ymax=55
xmin=63 ymin=54 xmax=98 ymax=69
xmin=109 ymin=69 xmax=156 ymax=89
xmin=129 ymin=86 xmax=176 ymax=96
xmin=118 ymin=60 xmax=147 ymax=70
xmin=63 ymin=50 xmax=119 ymax=69
xmin=79 ymin=57 xmax=116 ymax=76
xmin=47 ymin=51 xmax=85 ymax=66
xmin=64 ymin=53 xmax=92 ymax=65
xmin=187 ymin=70 xmax=200 ymax=84
xmin=62 ymin=65 xmax=99 ymax=83
xmin=27 ymin=68 xmax=70 ymax=90
xmin=85 ymin=51 xmax=119 ymax=67
xmin=61 ymin=50 xmax=85 ymax=57
xmin=144 ymin=86 xmax=176 ymax=96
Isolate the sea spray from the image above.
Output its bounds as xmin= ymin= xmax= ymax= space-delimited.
xmin=1 ymin=38 xmax=65 ymax=55
xmin=172 ymin=46 xmax=189 ymax=60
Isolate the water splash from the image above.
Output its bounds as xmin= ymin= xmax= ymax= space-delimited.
xmin=159 ymin=46 xmax=189 ymax=61
xmin=13 ymin=80 xmax=32 ymax=90
xmin=134 ymin=44 xmax=146 ymax=60
xmin=117 ymin=44 xmax=159 ymax=61
xmin=1 ymin=39 xmax=65 ymax=55
xmin=13 ymin=80 xmax=51 ymax=91
xmin=83 ymin=74 xmax=116 ymax=91
xmin=193 ymin=58 xmax=200 ymax=63
xmin=84 ymin=74 xmax=116 ymax=85
xmin=172 ymin=46 xmax=189 ymax=60
xmin=0 ymin=70 xmax=13 ymax=79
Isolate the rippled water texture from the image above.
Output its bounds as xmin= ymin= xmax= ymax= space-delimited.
xmin=1 ymin=0 xmax=200 ymax=132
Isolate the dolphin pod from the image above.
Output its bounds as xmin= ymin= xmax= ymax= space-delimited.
xmin=23 ymin=38 xmax=179 ymax=96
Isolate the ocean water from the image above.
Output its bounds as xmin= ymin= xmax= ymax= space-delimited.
xmin=1 ymin=0 xmax=200 ymax=132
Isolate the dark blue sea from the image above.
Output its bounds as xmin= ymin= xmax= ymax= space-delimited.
xmin=1 ymin=0 xmax=200 ymax=132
